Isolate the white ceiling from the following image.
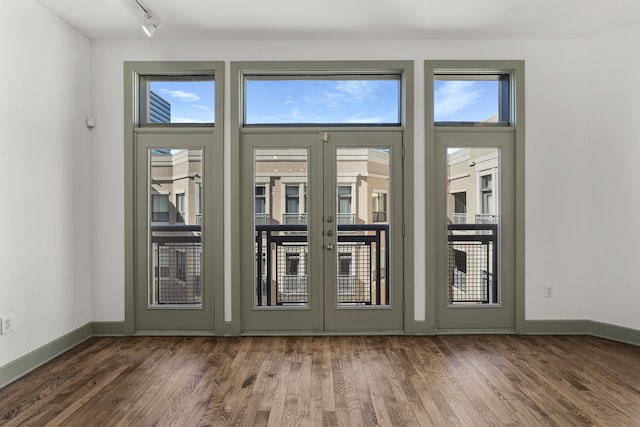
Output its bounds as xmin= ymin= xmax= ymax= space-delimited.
xmin=36 ymin=0 xmax=640 ymax=41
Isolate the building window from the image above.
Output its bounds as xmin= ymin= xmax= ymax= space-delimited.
xmin=176 ymin=251 xmax=186 ymax=282
xmin=285 ymin=185 xmax=299 ymax=214
xmin=338 ymin=252 xmax=352 ymax=276
xmin=255 ymin=185 xmax=268 ymax=225
xmin=372 ymin=192 xmax=387 ymax=223
xmin=480 ymin=174 xmax=492 ymax=214
xmin=255 ymin=186 xmax=266 ymax=214
xmin=452 ymin=249 xmax=467 ymax=291
xmin=283 ymin=184 xmax=306 ymax=224
xmin=286 ymin=253 xmax=300 ymax=276
xmin=452 ymin=192 xmax=466 ymax=224
xmin=176 ymin=193 xmax=185 ymax=223
xmin=152 ymin=194 xmax=170 ymax=222
xmin=338 ymin=186 xmax=354 ymax=224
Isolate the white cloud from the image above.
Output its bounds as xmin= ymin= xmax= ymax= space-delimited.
xmin=191 ymin=104 xmax=212 ymax=111
xmin=313 ymin=80 xmax=375 ymax=111
xmin=172 ymin=116 xmax=208 ymax=123
xmin=343 ymin=116 xmax=385 ymax=124
xmin=333 ymin=80 xmax=373 ymax=101
xmin=160 ymin=89 xmax=201 ymax=102
xmin=434 ymin=81 xmax=482 ymax=119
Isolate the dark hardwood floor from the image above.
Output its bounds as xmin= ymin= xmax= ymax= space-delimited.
xmin=1 ymin=335 xmax=639 ymax=426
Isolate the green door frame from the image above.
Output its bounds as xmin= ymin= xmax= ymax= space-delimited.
xmin=230 ymin=61 xmax=416 ymax=334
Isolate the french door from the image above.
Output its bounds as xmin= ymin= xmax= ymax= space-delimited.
xmin=241 ymin=130 xmax=404 ymax=333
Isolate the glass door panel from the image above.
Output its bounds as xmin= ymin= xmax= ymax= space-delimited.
xmin=323 ymin=132 xmax=403 ymax=332
xmin=446 ymin=147 xmax=499 ymax=306
xmin=334 ymin=148 xmax=390 ymax=307
xmin=241 ymin=133 xmax=322 ymax=332
xmin=148 ymin=148 xmax=203 ymax=308
xmin=435 ymin=131 xmax=515 ymax=331
xmin=254 ymin=148 xmax=309 ymax=308
xmin=135 ymin=131 xmax=216 ymax=332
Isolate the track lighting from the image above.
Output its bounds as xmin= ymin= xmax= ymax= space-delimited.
xmin=134 ymin=0 xmax=163 ymax=37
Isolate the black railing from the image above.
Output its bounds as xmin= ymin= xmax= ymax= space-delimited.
xmin=447 ymin=223 xmax=498 ymax=304
xmin=255 ymin=224 xmax=389 ymax=306
xmin=151 ymin=225 xmax=202 ymax=305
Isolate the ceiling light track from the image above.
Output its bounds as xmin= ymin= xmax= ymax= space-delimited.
xmin=134 ymin=0 xmax=163 ymax=37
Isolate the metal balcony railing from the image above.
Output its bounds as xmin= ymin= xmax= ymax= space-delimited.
xmin=255 ymin=223 xmax=389 ymax=306
xmin=447 ymin=223 xmax=498 ymax=304
xmin=151 ymin=225 xmax=202 ymax=305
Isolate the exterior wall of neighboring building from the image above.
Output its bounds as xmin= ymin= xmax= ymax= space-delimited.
xmin=150 ymin=150 xmax=202 ymax=225
xmin=447 ymin=148 xmax=499 ymax=224
xmin=149 ymin=90 xmax=171 ymax=123
xmin=255 ymin=148 xmax=389 ymax=225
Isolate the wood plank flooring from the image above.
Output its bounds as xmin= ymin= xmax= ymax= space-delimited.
xmin=1 ymin=335 xmax=639 ymax=426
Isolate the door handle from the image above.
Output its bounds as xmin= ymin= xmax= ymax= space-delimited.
xmin=326 ymin=244 xmax=335 ymax=251
xmin=326 ymin=229 xmax=334 ymax=236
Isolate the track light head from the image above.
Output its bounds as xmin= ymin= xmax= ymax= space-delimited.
xmin=135 ymin=0 xmax=163 ymax=37
xmin=142 ymin=12 xmax=162 ymax=37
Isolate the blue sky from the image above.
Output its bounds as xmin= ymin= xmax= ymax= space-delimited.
xmin=245 ymin=79 xmax=400 ymax=124
xmin=150 ymin=80 xmax=215 ymax=123
xmin=434 ymin=80 xmax=498 ymax=122
xmin=149 ymin=77 xmax=498 ymax=124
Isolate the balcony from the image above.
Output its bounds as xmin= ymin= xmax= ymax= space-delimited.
xmin=254 ymin=213 xmax=271 ymax=225
xmin=475 ymin=214 xmax=498 ymax=224
xmin=451 ymin=213 xmax=467 ymax=224
xmin=282 ymin=213 xmax=308 ymax=224
xmin=372 ymin=211 xmax=387 ymax=223
xmin=337 ymin=213 xmax=355 ymax=224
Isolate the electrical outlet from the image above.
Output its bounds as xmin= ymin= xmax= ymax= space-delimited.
xmin=1 ymin=316 xmax=14 ymax=334
xmin=544 ymin=286 xmax=553 ymax=298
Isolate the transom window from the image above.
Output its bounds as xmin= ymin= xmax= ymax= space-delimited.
xmin=434 ymin=74 xmax=510 ymax=125
xmin=243 ymin=74 xmax=401 ymax=125
xmin=139 ymin=75 xmax=215 ymax=125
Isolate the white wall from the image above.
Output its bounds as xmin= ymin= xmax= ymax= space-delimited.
xmin=588 ymin=23 xmax=640 ymax=330
xmin=0 ymin=0 xmax=92 ymax=367
xmin=90 ymin=38 xmax=596 ymax=325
